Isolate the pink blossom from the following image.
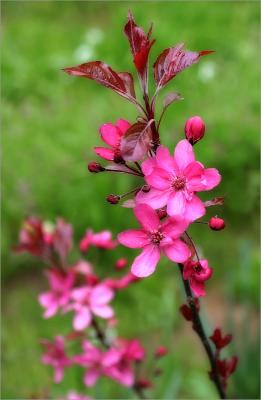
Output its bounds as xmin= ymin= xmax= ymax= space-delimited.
xmin=94 ymin=119 xmax=131 ymax=162
xmin=60 ymin=392 xmax=92 ymax=400
xmin=136 ymin=140 xmax=221 ymax=221
xmin=70 ymin=284 xmax=114 ymax=330
xmin=118 ymin=204 xmax=191 ymax=277
xmin=73 ymin=340 xmax=105 ymax=386
xmin=182 ymin=259 xmax=213 ymax=297
xmin=104 ymin=272 xmax=140 ymax=290
xmin=41 ymin=336 xmax=71 ymax=383
xmin=14 ymin=217 xmax=49 ymax=257
xmin=39 ymin=268 xmax=75 ymax=318
xmin=80 ymin=229 xmax=117 ymax=252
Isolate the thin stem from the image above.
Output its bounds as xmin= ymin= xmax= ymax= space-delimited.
xmin=184 ymin=231 xmax=200 ymax=262
xmin=104 ymin=168 xmax=143 ymax=177
xmin=177 ymin=264 xmax=226 ymax=399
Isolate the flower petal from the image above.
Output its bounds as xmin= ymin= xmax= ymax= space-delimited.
xmin=161 ymin=218 xmax=189 ymax=239
xmin=156 ymin=146 xmax=177 ymax=172
xmin=90 ymin=284 xmax=114 ymax=305
xmin=118 ymin=229 xmax=149 ymax=248
xmin=94 ymin=147 xmax=114 ymax=161
xmin=141 ymin=157 xmax=157 ymax=175
xmin=73 ymin=308 xmax=91 ymax=331
xmin=135 ymin=188 xmax=170 ymax=209
xmin=162 ymin=239 xmax=191 ymax=263
xmin=146 ymin=168 xmax=171 ymax=190
xmin=131 ymin=245 xmax=160 ymax=277
xmin=184 ymin=195 xmax=205 ymax=222
xmin=167 ymin=191 xmax=186 ymax=217
xmin=174 ymin=139 xmax=195 ymax=171
xmin=116 ymin=119 xmax=131 ymax=134
xmin=99 ymin=123 xmax=121 ymax=147
xmin=84 ymin=368 xmax=100 ymax=387
xmin=134 ymin=204 xmax=160 ymax=231
xmin=91 ymin=304 xmax=114 ymax=319
xmin=201 ymin=168 xmax=221 ymax=190
xmin=190 ymin=279 xmax=206 ymax=297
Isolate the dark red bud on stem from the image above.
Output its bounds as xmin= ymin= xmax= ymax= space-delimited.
xmin=209 ymin=216 xmax=225 ymax=231
xmin=106 ymin=194 xmax=120 ymax=204
xmin=88 ymin=162 xmax=105 ymax=173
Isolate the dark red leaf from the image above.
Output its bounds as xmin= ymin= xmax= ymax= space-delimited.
xmin=124 ymin=11 xmax=155 ymax=76
xmin=63 ymin=61 xmax=136 ymax=100
xmin=153 ymin=43 xmax=214 ymax=89
xmin=120 ymin=121 xmax=152 ymax=162
xmin=205 ymin=196 xmax=225 ymax=207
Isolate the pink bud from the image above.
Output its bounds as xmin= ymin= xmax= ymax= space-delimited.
xmin=106 ymin=194 xmax=120 ymax=204
xmin=184 ymin=116 xmax=205 ymax=145
xmin=154 ymin=346 xmax=168 ymax=358
xmin=115 ymin=258 xmax=128 ymax=269
xmin=88 ymin=162 xmax=105 ymax=173
xmin=209 ymin=216 xmax=225 ymax=231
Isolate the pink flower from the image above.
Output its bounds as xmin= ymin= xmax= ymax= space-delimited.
xmin=136 ymin=140 xmax=221 ymax=221
xmin=182 ymin=259 xmax=213 ymax=297
xmin=94 ymin=119 xmax=131 ymax=162
xmin=70 ymin=284 xmax=114 ymax=330
xmin=14 ymin=217 xmax=49 ymax=257
xmin=118 ymin=204 xmax=191 ymax=277
xmin=41 ymin=336 xmax=71 ymax=383
xmin=60 ymin=392 xmax=92 ymax=400
xmin=39 ymin=268 xmax=75 ymax=318
xmin=80 ymin=229 xmax=117 ymax=252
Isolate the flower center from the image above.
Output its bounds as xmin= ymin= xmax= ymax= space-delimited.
xmin=150 ymin=230 xmax=164 ymax=244
xmin=193 ymin=263 xmax=202 ymax=273
xmin=172 ymin=176 xmax=186 ymax=191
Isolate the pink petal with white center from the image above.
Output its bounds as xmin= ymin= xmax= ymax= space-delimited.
xmin=84 ymin=368 xmax=100 ymax=387
xmin=116 ymin=119 xmax=131 ymax=134
xmin=167 ymin=191 xmax=186 ymax=217
xmin=92 ymin=304 xmax=114 ymax=319
xmin=118 ymin=229 xmax=149 ymax=248
xmin=131 ymin=244 xmax=160 ymax=277
xmin=174 ymin=139 xmax=195 ymax=171
xmin=161 ymin=218 xmax=189 ymax=239
xmin=99 ymin=123 xmax=121 ymax=147
xmin=134 ymin=204 xmax=160 ymax=231
xmin=146 ymin=168 xmax=171 ymax=190
xmin=136 ymin=187 xmax=170 ymax=209
xmin=94 ymin=147 xmax=114 ymax=160
xmin=156 ymin=146 xmax=177 ymax=173
xmin=184 ymin=195 xmax=205 ymax=222
xmin=161 ymin=239 xmax=191 ymax=263
xmin=190 ymin=279 xmax=206 ymax=297
xmin=201 ymin=168 xmax=221 ymax=190
xmin=73 ymin=308 xmax=91 ymax=331
xmin=90 ymin=284 xmax=114 ymax=305
xmin=141 ymin=157 xmax=157 ymax=175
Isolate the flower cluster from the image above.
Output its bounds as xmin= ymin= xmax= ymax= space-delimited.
xmin=15 ymin=216 xmax=166 ymax=398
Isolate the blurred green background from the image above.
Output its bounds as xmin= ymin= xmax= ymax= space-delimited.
xmin=2 ymin=1 xmax=260 ymax=399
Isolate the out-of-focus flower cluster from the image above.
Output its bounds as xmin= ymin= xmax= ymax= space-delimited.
xmin=15 ymin=216 xmax=167 ymax=398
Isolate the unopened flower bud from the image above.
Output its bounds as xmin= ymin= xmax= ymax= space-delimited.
xmin=209 ymin=216 xmax=225 ymax=231
xmin=155 ymin=346 xmax=168 ymax=358
xmin=185 ymin=116 xmax=205 ymax=145
xmin=106 ymin=194 xmax=120 ymax=204
xmin=115 ymin=258 xmax=128 ymax=269
xmin=136 ymin=378 xmax=153 ymax=389
xmin=88 ymin=162 xmax=105 ymax=173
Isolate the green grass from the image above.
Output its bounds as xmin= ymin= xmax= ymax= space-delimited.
xmin=2 ymin=2 xmax=260 ymax=399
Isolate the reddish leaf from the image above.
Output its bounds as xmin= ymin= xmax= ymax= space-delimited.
xmin=154 ymin=44 xmax=214 ymax=89
xmin=205 ymin=196 xmax=225 ymax=207
xmin=124 ymin=12 xmax=155 ymax=76
xmin=163 ymin=92 xmax=183 ymax=108
xmin=120 ymin=121 xmax=152 ymax=162
xmin=63 ymin=61 xmax=136 ymax=100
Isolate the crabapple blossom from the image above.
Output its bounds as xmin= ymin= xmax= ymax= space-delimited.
xmin=14 ymin=217 xmax=50 ymax=257
xmin=182 ymin=259 xmax=213 ymax=297
xmin=94 ymin=119 xmax=131 ymax=162
xmin=184 ymin=116 xmax=205 ymax=145
xmin=69 ymin=283 xmax=114 ymax=330
xmin=80 ymin=229 xmax=117 ymax=252
xmin=118 ymin=204 xmax=191 ymax=277
xmin=39 ymin=268 xmax=75 ymax=318
xmin=41 ymin=336 xmax=71 ymax=383
xmin=136 ymin=140 xmax=221 ymax=221
xmin=59 ymin=392 xmax=92 ymax=400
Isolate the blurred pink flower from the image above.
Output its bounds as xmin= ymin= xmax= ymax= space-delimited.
xmin=136 ymin=140 xmax=221 ymax=221
xmin=118 ymin=204 xmax=191 ymax=277
xmin=14 ymin=217 xmax=49 ymax=257
xmin=182 ymin=259 xmax=213 ymax=297
xmin=80 ymin=229 xmax=117 ymax=252
xmin=70 ymin=284 xmax=114 ymax=330
xmin=39 ymin=268 xmax=75 ymax=318
xmin=60 ymin=392 xmax=92 ymax=400
xmin=94 ymin=119 xmax=131 ymax=161
xmin=41 ymin=336 xmax=71 ymax=383
xmin=104 ymin=272 xmax=140 ymax=290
